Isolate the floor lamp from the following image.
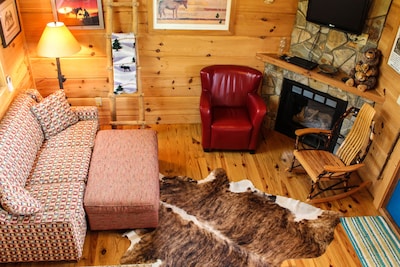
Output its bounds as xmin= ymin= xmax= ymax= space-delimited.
xmin=37 ymin=22 xmax=81 ymax=89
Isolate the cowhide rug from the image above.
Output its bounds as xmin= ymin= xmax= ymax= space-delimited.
xmin=121 ymin=168 xmax=341 ymax=267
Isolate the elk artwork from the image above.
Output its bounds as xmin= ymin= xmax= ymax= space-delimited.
xmin=120 ymin=65 xmax=131 ymax=72
xmin=158 ymin=0 xmax=188 ymax=19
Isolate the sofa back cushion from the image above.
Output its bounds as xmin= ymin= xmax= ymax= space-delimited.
xmin=0 ymin=91 xmax=44 ymax=187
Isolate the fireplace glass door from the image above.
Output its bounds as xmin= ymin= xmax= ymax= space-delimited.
xmin=275 ymin=79 xmax=348 ymax=152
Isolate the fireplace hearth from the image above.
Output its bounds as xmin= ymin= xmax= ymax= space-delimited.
xmin=275 ymin=79 xmax=348 ymax=152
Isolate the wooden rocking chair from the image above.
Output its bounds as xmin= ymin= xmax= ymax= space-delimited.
xmin=288 ymin=103 xmax=376 ymax=203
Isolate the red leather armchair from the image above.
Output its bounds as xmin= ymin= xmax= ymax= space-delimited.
xmin=199 ymin=65 xmax=267 ymax=153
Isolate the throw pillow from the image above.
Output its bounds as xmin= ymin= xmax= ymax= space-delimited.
xmin=0 ymin=177 xmax=42 ymax=215
xmin=31 ymin=90 xmax=79 ymax=139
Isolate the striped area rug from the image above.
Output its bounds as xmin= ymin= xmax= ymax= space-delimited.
xmin=341 ymin=216 xmax=400 ymax=266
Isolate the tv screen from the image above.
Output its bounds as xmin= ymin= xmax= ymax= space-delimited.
xmin=306 ymin=0 xmax=371 ymax=35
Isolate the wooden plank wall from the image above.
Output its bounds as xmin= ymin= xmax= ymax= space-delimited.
xmin=360 ymin=0 xmax=400 ymax=208
xmin=4 ymin=0 xmax=399 ymax=207
xmin=0 ymin=28 xmax=33 ymax=118
xmin=19 ymin=0 xmax=297 ymax=125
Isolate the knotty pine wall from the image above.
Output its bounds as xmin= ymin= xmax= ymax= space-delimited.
xmin=0 ymin=0 xmax=399 ymax=208
xmin=361 ymin=0 xmax=400 ymax=208
xmin=0 ymin=26 xmax=33 ymax=118
xmin=18 ymin=0 xmax=297 ymax=125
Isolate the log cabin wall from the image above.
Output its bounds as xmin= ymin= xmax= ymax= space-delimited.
xmin=0 ymin=3 xmax=34 ymax=118
xmin=0 ymin=0 xmax=397 ymax=208
xmin=363 ymin=0 xmax=400 ymax=208
xmin=18 ymin=0 xmax=298 ymax=125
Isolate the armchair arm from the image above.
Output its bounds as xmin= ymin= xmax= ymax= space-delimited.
xmin=295 ymin=128 xmax=333 ymax=150
xmin=323 ymin=163 xmax=365 ymax=173
xmin=295 ymin=128 xmax=332 ymax=137
xmin=199 ymin=91 xmax=212 ymax=148
xmin=247 ymin=93 xmax=267 ymax=150
xmin=319 ymin=163 xmax=365 ymax=179
xmin=199 ymin=91 xmax=212 ymax=122
xmin=247 ymin=93 xmax=267 ymax=126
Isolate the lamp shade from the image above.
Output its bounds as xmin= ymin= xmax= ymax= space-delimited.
xmin=37 ymin=22 xmax=81 ymax=58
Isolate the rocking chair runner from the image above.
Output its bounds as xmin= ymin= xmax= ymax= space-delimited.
xmin=288 ymin=103 xmax=376 ymax=203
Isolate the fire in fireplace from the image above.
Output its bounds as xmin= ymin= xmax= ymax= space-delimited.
xmin=275 ymin=78 xmax=348 ymax=152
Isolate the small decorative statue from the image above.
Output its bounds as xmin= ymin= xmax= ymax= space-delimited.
xmin=345 ymin=48 xmax=382 ymax=92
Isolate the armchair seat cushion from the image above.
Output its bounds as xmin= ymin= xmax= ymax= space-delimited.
xmin=211 ymin=107 xmax=252 ymax=149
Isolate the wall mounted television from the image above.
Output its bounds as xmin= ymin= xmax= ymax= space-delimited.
xmin=306 ymin=0 xmax=371 ymax=35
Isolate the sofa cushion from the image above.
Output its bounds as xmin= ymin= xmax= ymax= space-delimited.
xmin=42 ymin=120 xmax=99 ymax=149
xmin=31 ymin=90 xmax=79 ymax=139
xmin=28 ymin=182 xmax=86 ymax=214
xmin=27 ymin=146 xmax=92 ymax=185
xmin=0 ymin=176 xmax=42 ymax=215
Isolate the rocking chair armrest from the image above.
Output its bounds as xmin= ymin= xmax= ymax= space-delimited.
xmin=323 ymin=163 xmax=365 ymax=173
xmin=295 ymin=128 xmax=332 ymax=137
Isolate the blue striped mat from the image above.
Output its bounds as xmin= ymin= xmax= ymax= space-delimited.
xmin=341 ymin=216 xmax=400 ymax=267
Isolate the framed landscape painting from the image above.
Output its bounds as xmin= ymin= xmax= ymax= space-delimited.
xmin=150 ymin=0 xmax=234 ymax=33
xmin=51 ymin=0 xmax=104 ymax=29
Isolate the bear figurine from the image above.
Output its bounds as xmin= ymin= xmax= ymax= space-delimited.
xmin=345 ymin=48 xmax=381 ymax=92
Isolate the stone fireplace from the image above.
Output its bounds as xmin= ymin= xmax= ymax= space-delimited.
xmin=259 ymin=0 xmax=390 ymax=147
xmin=261 ymin=64 xmax=374 ymax=148
xmin=275 ymin=78 xmax=348 ymax=151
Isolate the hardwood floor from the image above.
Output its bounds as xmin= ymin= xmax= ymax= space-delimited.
xmin=5 ymin=124 xmax=380 ymax=267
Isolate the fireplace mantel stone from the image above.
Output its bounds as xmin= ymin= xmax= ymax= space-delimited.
xmin=256 ymin=53 xmax=384 ymax=130
xmin=256 ymin=53 xmax=385 ymax=103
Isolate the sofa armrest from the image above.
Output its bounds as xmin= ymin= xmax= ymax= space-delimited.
xmin=71 ymin=106 xmax=98 ymax=121
xmin=0 ymin=207 xmax=86 ymax=262
xmin=0 ymin=181 xmax=87 ymax=262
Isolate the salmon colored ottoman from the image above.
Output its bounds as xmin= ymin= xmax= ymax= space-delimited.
xmin=84 ymin=129 xmax=159 ymax=230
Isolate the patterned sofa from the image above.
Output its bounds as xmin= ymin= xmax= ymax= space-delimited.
xmin=0 ymin=89 xmax=98 ymax=262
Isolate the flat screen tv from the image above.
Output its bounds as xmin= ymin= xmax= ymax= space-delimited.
xmin=306 ymin=0 xmax=371 ymax=35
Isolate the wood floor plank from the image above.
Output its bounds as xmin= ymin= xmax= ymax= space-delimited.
xmin=3 ymin=124 xmax=380 ymax=267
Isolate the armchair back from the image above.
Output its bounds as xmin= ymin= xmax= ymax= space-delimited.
xmin=200 ymin=65 xmax=263 ymax=107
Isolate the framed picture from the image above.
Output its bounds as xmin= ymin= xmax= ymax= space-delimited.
xmin=0 ymin=0 xmax=21 ymax=48
xmin=51 ymin=0 xmax=104 ymax=29
xmin=150 ymin=0 xmax=234 ymax=33
xmin=388 ymin=26 xmax=400 ymax=74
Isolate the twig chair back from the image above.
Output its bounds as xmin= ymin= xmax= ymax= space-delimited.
xmin=336 ymin=103 xmax=376 ymax=165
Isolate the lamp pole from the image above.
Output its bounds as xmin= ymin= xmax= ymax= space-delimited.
xmin=56 ymin=57 xmax=66 ymax=89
